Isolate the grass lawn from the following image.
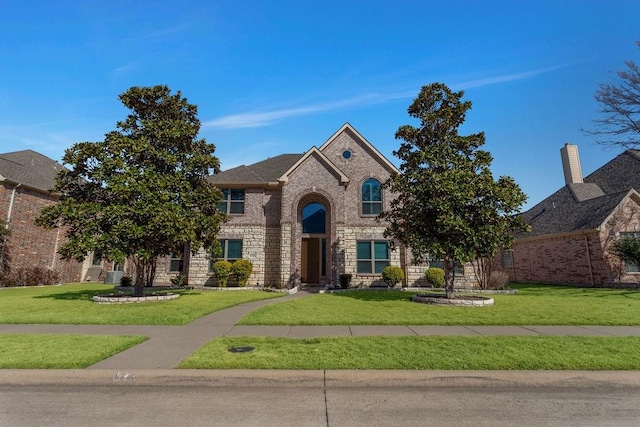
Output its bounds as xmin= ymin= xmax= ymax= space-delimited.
xmin=0 ymin=284 xmax=282 ymax=325
xmin=239 ymin=284 xmax=640 ymax=326
xmin=179 ymin=336 xmax=640 ymax=370
xmin=0 ymin=334 xmax=147 ymax=368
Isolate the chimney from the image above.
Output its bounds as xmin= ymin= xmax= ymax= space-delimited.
xmin=560 ymin=143 xmax=583 ymax=185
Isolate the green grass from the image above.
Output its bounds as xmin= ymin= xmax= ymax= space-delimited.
xmin=0 ymin=284 xmax=282 ymax=325
xmin=179 ymin=336 xmax=640 ymax=370
xmin=0 ymin=334 xmax=147 ymax=368
xmin=239 ymin=284 xmax=640 ymax=326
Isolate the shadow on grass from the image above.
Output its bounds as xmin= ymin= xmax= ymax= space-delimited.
xmin=511 ymin=283 xmax=640 ymax=299
xmin=34 ymin=289 xmax=202 ymax=301
xmin=330 ymin=290 xmax=417 ymax=302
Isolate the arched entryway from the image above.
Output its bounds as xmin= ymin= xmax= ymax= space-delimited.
xmin=300 ymin=200 xmax=329 ymax=284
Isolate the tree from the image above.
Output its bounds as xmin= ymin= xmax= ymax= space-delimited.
xmin=380 ymin=83 xmax=529 ymax=298
xmin=584 ymin=41 xmax=640 ymax=149
xmin=36 ymin=85 xmax=226 ymax=296
xmin=610 ymin=235 xmax=640 ymax=272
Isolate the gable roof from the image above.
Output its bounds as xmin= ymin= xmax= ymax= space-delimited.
xmin=208 ymin=154 xmax=303 ymax=186
xmin=277 ymin=147 xmax=350 ymax=185
xmin=0 ymin=149 xmax=65 ymax=192
xmin=520 ymin=149 xmax=640 ymax=239
xmin=319 ymin=123 xmax=398 ymax=173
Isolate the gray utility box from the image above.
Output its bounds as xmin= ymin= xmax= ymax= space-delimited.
xmin=104 ymin=271 xmax=124 ymax=284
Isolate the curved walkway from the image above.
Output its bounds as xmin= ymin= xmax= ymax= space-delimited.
xmin=1 ymin=290 xmax=640 ymax=369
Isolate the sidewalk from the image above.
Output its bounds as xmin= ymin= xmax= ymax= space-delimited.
xmin=1 ymin=290 xmax=639 ymax=369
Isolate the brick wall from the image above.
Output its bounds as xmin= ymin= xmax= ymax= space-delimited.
xmin=0 ymin=183 xmax=82 ymax=283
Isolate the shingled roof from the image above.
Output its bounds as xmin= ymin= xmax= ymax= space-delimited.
xmin=208 ymin=154 xmax=303 ymax=185
xmin=520 ymin=150 xmax=640 ymax=238
xmin=0 ymin=149 xmax=64 ymax=192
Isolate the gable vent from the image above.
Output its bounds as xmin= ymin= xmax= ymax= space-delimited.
xmin=560 ymin=143 xmax=583 ymax=185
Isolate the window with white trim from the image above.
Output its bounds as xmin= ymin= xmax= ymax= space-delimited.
xmin=619 ymin=232 xmax=640 ymax=273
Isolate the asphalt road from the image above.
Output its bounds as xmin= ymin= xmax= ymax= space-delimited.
xmin=1 ymin=370 xmax=640 ymax=426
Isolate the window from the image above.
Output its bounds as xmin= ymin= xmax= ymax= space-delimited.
xmin=362 ymin=179 xmax=382 ymax=215
xmin=91 ymin=251 xmax=103 ymax=267
xmin=356 ymin=240 xmax=390 ymax=274
xmin=619 ymin=232 xmax=640 ymax=273
xmin=217 ymin=189 xmax=245 ymax=215
xmin=169 ymin=247 xmax=184 ymax=273
xmin=502 ymin=251 xmax=513 ymax=268
xmin=302 ymin=202 xmax=326 ymax=234
xmin=429 ymin=257 xmax=464 ymax=275
xmin=209 ymin=239 xmax=243 ymax=272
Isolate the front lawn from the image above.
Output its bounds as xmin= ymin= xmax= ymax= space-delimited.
xmin=239 ymin=284 xmax=640 ymax=326
xmin=0 ymin=284 xmax=282 ymax=325
xmin=179 ymin=336 xmax=640 ymax=370
xmin=0 ymin=334 xmax=147 ymax=368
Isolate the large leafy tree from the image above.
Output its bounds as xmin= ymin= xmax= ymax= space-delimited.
xmin=381 ymin=83 xmax=529 ymax=298
xmin=584 ymin=41 xmax=640 ymax=149
xmin=36 ymin=85 xmax=226 ymax=296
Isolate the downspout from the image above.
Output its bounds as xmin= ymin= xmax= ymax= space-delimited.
xmin=6 ymin=183 xmax=21 ymax=226
xmin=51 ymin=227 xmax=61 ymax=270
xmin=583 ymin=233 xmax=595 ymax=287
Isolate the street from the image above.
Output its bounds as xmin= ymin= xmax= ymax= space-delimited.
xmin=1 ymin=370 xmax=639 ymax=426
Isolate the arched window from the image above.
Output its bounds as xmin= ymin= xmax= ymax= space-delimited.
xmin=302 ymin=202 xmax=326 ymax=234
xmin=362 ymin=178 xmax=382 ymax=215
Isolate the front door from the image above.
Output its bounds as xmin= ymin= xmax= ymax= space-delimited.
xmin=301 ymin=238 xmax=320 ymax=283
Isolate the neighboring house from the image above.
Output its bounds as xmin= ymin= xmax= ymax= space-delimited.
xmin=155 ymin=123 xmax=476 ymax=288
xmin=500 ymin=144 xmax=640 ymax=286
xmin=0 ymin=149 xmax=112 ymax=283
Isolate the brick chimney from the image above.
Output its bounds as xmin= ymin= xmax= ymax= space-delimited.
xmin=560 ymin=143 xmax=583 ymax=185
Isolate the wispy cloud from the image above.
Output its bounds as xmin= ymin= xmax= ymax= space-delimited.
xmin=135 ymin=23 xmax=191 ymax=41
xmin=204 ymin=65 xmax=569 ymax=129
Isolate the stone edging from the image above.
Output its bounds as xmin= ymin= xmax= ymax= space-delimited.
xmin=412 ymin=294 xmax=494 ymax=307
xmin=92 ymin=293 xmax=180 ymax=304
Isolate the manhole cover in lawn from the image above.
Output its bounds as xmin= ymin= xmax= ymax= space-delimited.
xmin=228 ymin=346 xmax=255 ymax=353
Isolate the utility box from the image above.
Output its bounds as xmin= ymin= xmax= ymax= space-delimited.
xmin=105 ymin=271 xmax=124 ymax=284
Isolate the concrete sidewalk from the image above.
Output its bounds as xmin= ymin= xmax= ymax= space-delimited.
xmin=1 ymin=289 xmax=640 ymax=370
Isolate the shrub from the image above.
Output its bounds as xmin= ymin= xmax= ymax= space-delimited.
xmin=0 ymin=267 xmax=59 ymax=287
xmin=424 ymin=268 xmax=445 ymax=288
xmin=338 ymin=273 xmax=352 ymax=289
xmin=381 ymin=266 xmax=404 ymax=288
xmin=231 ymin=260 xmax=253 ymax=287
xmin=488 ymin=271 xmax=510 ymax=290
xmin=212 ymin=260 xmax=232 ymax=288
xmin=170 ymin=273 xmax=186 ymax=287
xmin=120 ymin=276 xmax=133 ymax=287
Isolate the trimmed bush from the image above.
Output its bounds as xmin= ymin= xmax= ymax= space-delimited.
xmin=211 ymin=260 xmax=232 ymax=288
xmin=231 ymin=260 xmax=253 ymax=287
xmin=120 ymin=276 xmax=133 ymax=287
xmin=488 ymin=271 xmax=510 ymax=290
xmin=424 ymin=268 xmax=445 ymax=288
xmin=170 ymin=273 xmax=186 ymax=287
xmin=339 ymin=273 xmax=352 ymax=289
xmin=381 ymin=266 xmax=404 ymax=288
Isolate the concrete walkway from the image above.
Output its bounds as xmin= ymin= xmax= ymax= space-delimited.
xmin=1 ymin=289 xmax=640 ymax=369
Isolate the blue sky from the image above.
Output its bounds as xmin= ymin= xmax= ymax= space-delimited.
xmin=1 ymin=0 xmax=639 ymax=209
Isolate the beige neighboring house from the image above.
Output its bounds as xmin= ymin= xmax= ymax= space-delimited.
xmin=155 ymin=123 xmax=476 ymax=288
xmin=500 ymin=144 xmax=640 ymax=287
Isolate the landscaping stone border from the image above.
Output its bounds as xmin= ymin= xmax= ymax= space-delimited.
xmin=412 ymin=294 xmax=494 ymax=307
xmin=92 ymin=293 xmax=180 ymax=304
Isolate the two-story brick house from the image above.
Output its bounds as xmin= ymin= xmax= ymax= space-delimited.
xmin=155 ymin=123 xmax=476 ymax=288
xmin=500 ymin=144 xmax=640 ymax=286
xmin=0 ymin=149 xmax=104 ymax=283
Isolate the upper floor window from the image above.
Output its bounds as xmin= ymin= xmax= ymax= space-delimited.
xmin=209 ymin=239 xmax=243 ymax=272
xmin=302 ymin=202 xmax=326 ymax=234
xmin=362 ymin=178 xmax=382 ymax=215
xmin=217 ymin=189 xmax=245 ymax=215
xmin=356 ymin=240 xmax=390 ymax=274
